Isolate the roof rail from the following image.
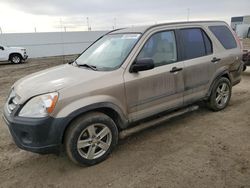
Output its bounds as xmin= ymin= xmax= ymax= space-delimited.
xmin=144 ymin=20 xmax=227 ymax=34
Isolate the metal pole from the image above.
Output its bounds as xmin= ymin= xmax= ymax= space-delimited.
xmin=187 ymin=8 xmax=190 ymax=21
xmin=114 ymin=18 xmax=117 ymax=29
xmin=59 ymin=18 xmax=65 ymax=62
xmin=87 ymin=17 xmax=91 ymax=31
xmin=60 ymin=18 xmax=63 ymax=32
xmin=87 ymin=17 xmax=89 ymax=31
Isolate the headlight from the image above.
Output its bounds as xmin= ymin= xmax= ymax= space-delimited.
xmin=7 ymin=88 xmax=15 ymax=102
xmin=19 ymin=92 xmax=58 ymax=118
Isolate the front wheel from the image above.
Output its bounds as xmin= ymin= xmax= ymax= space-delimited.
xmin=207 ymin=77 xmax=232 ymax=111
xmin=64 ymin=112 xmax=118 ymax=166
xmin=10 ymin=54 xmax=22 ymax=64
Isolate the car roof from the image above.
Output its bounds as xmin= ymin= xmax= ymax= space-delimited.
xmin=111 ymin=21 xmax=227 ymax=34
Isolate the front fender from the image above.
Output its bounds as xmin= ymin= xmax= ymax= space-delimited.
xmin=51 ymin=95 xmax=129 ymax=144
xmin=54 ymin=95 xmax=127 ymax=119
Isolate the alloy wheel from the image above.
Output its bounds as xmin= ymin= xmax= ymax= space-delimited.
xmin=77 ymin=124 xmax=112 ymax=160
xmin=215 ymin=83 xmax=230 ymax=107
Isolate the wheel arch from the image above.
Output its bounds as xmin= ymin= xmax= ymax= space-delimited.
xmin=9 ymin=52 xmax=23 ymax=61
xmin=60 ymin=102 xmax=129 ymax=144
xmin=207 ymin=70 xmax=232 ymax=98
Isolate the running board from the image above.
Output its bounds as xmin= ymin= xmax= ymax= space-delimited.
xmin=119 ymin=105 xmax=199 ymax=139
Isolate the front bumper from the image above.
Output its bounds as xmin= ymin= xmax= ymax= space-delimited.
xmin=2 ymin=105 xmax=62 ymax=154
xmin=244 ymin=60 xmax=250 ymax=66
xmin=23 ymin=55 xmax=28 ymax=61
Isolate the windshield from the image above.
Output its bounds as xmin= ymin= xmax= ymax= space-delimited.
xmin=75 ymin=33 xmax=141 ymax=71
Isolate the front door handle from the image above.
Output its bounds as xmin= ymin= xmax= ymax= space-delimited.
xmin=211 ymin=57 xmax=221 ymax=63
xmin=170 ymin=67 xmax=183 ymax=73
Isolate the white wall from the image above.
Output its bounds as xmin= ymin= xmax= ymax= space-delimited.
xmin=0 ymin=31 xmax=107 ymax=58
xmin=243 ymin=16 xmax=250 ymax=24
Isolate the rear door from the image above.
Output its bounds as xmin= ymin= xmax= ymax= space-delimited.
xmin=124 ymin=30 xmax=184 ymax=122
xmin=177 ymin=28 xmax=215 ymax=104
xmin=208 ymin=25 xmax=242 ymax=78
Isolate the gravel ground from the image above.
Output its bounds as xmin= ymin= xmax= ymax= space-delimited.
xmin=0 ymin=56 xmax=250 ymax=188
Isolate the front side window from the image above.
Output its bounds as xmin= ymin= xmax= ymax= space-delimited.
xmin=137 ymin=31 xmax=177 ymax=67
xmin=75 ymin=33 xmax=141 ymax=71
xmin=209 ymin=25 xmax=237 ymax=49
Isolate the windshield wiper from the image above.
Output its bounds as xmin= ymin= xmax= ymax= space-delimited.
xmin=77 ymin=63 xmax=98 ymax=71
xmin=71 ymin=60 xmax=79 ymax=66
xmin=72 ymin=61 xmax=97 ymax=71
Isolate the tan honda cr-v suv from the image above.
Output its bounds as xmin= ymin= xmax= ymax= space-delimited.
xmin=3 ymin=21 xmax=243 ymax=166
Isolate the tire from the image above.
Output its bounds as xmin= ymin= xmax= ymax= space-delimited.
xmin=10 ymin=54 xmax=22 ymax=64
xmin=243 ymin=64 xmax=247 ymax=72
xmin=207 ymin=77 xmax=232 ymax=111
xmin=64 ymin=112 xmax=119 ymax=166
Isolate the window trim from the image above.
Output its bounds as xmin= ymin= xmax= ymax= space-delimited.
xmin=130 ymin=29 xmax=180 ymax=69
xmin=201 ymin=30 xmax=213 ymax=55
xmin=176 ymin=27 xmax=214 ymax=61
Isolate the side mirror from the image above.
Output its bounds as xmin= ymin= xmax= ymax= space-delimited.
xmin=0 ymin=46 xmax=4 ymax=50
xmin=130 ymin=58 xmax=155 ymax=73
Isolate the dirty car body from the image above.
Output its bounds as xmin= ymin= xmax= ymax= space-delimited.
xmin=3 ymin=21 xmax=243 ymax=165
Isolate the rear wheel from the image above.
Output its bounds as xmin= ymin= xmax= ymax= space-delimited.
xmin=65 ymin=112 xmax=118 ymax=166
xmin=207 ymin=77 xmax=232 ymax=111
xmin=10 ymin=54 xmax=22 ymax=64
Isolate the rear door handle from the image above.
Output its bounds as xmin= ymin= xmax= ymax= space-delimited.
xmin=170 ymin=67 xmax=183 ymax=73
xmin=211 ymin=57 xmax=221 ymax=63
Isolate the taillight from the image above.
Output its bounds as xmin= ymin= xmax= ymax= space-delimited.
xmin=233 ymin=31 xmax=243 ymax=51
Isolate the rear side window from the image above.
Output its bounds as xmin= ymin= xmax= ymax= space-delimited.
xmin=209 ymin=25 xmax=237 ymax=49
xmin=179 ymin=28 xmax=212 ymax=60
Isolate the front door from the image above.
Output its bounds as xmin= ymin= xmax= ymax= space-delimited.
xmin=124 ymin=30 xmax=184 ymax=122
xmin=0 ymin=46 xmax=7 ymax=61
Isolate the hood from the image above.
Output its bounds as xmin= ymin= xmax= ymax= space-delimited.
xmin=14 ymin=64 xmax=110 ymax=104
xmin=6 ymin=46 xmax=25 ymax=51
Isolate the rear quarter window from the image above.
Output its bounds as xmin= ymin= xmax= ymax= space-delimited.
xmin=209 ymin=25 xmax=237 ymax=49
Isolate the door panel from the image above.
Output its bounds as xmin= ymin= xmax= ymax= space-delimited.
xmin=124 ymin=62 xmax=184 ymax=122
xmin=0 ymin=49 xmax=5 ymax=61
xmin=124 ymin=30 xmax=185 ymax=122
xmin=183 ymin=55 xmax=214 ymax=103
xmin=177 ymin=28 xmax=215 ymax=104
xmin=0 ymin=47 xmax=7 ymax=61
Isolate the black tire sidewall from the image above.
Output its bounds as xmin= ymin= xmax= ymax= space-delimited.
xmin=11 ymin=54 xmax=22 ymax=64
xmin=243 ymin=64 xmax=247 ymax=72
xmin=209 ymin=77 xmax=232 ymax=111
xmin=65 ymin=113 xmax=118 ymax=166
